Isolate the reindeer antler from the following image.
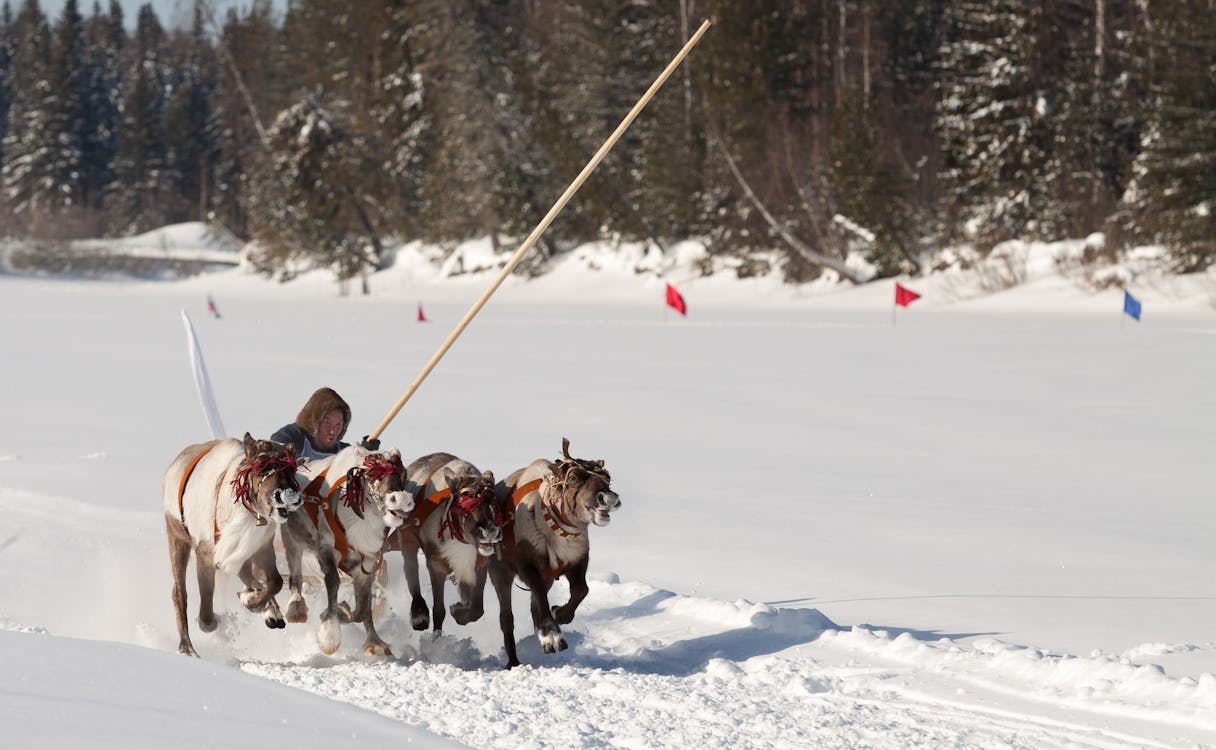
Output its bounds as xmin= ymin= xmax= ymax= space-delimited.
xmin=561 ymin=437 xmax=572 ymax=460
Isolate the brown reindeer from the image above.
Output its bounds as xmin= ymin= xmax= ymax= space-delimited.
xmin=386 ymin=453 xmax=501 ymax=635
xmin=161 ymin=433 xmax=304 ymax=657
xmin=486 ymin=437 xmax=621 ymax=667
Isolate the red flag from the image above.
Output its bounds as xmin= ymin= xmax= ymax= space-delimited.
xmin=417 ymin=302 xmax=428 ymax=322
xmin=665 ymin=283 xmax=687 ymax=316
xmin=894 ymin=283 xmax=921 ymax=308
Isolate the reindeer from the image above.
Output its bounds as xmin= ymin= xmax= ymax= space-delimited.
xmin=161 ymin=433 xmax=304 ymax=657
xmin=386 ymin=453 xmax=500 ymax=635
xmin=279 ymin=445 xmax=412 ymax=657
xmin=487 ymin=437 xmax=622 ymax=667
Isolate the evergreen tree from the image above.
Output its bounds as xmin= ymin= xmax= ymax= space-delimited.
xmin=0 ymin=1 xmax=13 ymax=171
xmin=935 ymin=0 xmax=1051 ymax=249
xmin=80 ymin=0 xmax=124 ymax=213
xmin=208 ymin=2 xmax=292 ymax=240
xmin=248 ymin=96 xmax=380 ymax=285
xmin=404 ymin=0 xmax=537 ymax=246
xmin=366 ymin=0 xmax=429 ymax=239
xmin=45 ymin=0 xmax=88 ymax=216
xmin=163 ymin=7 xmax=217 ymax=223
xmin=1 ymin=0 xmax=56 ymax=231
xmin=109 ymin=3 xmax=171 ymax=232
xmin=1128 ymin=0 xmax=1216 ymax=270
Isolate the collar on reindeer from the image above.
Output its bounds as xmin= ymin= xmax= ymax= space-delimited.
xmin=541 ymin=474 xmax=583 ymax=538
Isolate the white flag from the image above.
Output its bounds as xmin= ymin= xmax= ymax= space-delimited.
xmin=180 ymin=309 xmax=226 ymax=439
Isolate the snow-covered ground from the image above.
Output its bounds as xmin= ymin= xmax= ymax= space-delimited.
xmin=1 ymin=224 xmax=1214 ymax=748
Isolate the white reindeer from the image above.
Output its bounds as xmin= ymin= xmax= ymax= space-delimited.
xmin=280 ymin=445 xmax=412 ymax=657
xmin=161 ymin=433 xmax=303 ymax=657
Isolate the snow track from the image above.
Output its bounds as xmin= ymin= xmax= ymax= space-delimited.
xmin=236 ymin=579 xmax=1213 ymax=749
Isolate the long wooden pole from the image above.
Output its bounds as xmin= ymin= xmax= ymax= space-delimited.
xmin=367 ymin=19 xmax=712 ymax=442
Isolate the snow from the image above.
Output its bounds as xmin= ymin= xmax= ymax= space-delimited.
xmin=2 ymin=223 xmax=1215 ymax=748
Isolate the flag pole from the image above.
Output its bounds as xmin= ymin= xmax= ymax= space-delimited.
xmin=365 ymin=19 xmax=712 ymax=443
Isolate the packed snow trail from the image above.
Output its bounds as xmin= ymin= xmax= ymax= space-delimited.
xmin=236 ymin=578 xmax=1214 ymax=749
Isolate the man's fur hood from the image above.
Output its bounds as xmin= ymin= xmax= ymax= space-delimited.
xmin=295 ymin=387 xmax=351 ymax=446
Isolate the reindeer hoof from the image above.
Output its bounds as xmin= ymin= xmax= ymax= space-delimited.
xmin=197 ymin=614 xmax=218 ymax=633
xmin=265 ymin=615 xmax=286 ymax=629
xmin=410 ymin=603 xmax=430 ymax=631
xmin=178 ymin=643 xmax=200 ymax=658
xmin=363 ymin=641 xmax=393 ymax=658
xmin=451 ymin=602 xmax=483 ymax=625
xmin=285 ymin=599 xmax=308 ymax=623
xmin=238 ymin=587 xmax=262 ymax=608
xmin=539 ymin=628 xmax=567 ymax=654
xmin=318 ymin=617 xmax=341 ymax=655
xmin=551 ymin=605 xmax=575 ymax=626
xmin=336 ymin=602 xmax=354 ymax=623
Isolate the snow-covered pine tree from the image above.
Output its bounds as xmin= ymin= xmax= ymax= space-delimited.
xmin=44 ymin=0 xmax=88 ymax=222
xmin=0 ymin=1 xmax=12 ymax=174
xmin=507 ymin=0 xmax=615 ymax=246
xmin=208 ymin=1 xmax=292 ymax=241
xmin=368 ymin=0 xmax=429 ymax=240
xmin=935 ymin=0 xmax=1052 ymax=249
xmin=617 ymin=0 xmax=698 ymax=244
xmin=249 ymin=96 xmax=380 ymax=287
xmin=404 ymin=0 xmax=535 ymax=248
xmin=1 ymin=0 xmax=57 ymax=233
xmin=109 ymin=4 xmax=171 ymax=233
xmin=79 ymin=0 xmax=124 ymax=214
xmin=163 ymin=7 xmax=217 ymax=224
xmin=1127 ymin=0 xmax=1216 ymax=271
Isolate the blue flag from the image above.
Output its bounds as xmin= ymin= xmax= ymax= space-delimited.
xmin=1123 ymin=290 xmax=1142 ymax=321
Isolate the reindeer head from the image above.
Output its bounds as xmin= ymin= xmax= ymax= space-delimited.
xmin=548 ymin=437 xmax=621 ymax=527
xmin=439 ymin=467 xmax=501 ymax=555
xmin=343 ymin=449 xmax=412 ymax=530
xmin=235 ymin=433 xmax=304 ymax=525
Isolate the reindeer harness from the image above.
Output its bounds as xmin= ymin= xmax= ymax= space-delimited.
xmin=300 ymin=453 xmax=403 ymax=575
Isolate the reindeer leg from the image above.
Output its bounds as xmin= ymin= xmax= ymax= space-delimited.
xmin=489 ymin=562 xmax=519 ymax=669
xmin=236 ymin=558 xmax=263 ymax=609
xmin=519 ymin=563 xmax=565 ymax=654
xmin=450 ymin=566 xmax=486 ymax=625
xmin=426 ymin=557 xmax=448 ymax=633
xmin=280 ymin=522 xmax=308 ymax=623
xmin=399 ymin=532 xmax=430 ymax=631
xmin=166 ymin=517 xmax=199 ymax=657
xmin=253 ymin=543 xmax=286 ymax=629
xmin=316 ymin=549 xmax=343 ymax=656
xmin=552 ymin=557 xmax=589 ymax=626
xmin=194 ymin=541 xmax=218 ymax=634
xmin=352 ymin=566 xmax=392 ymax=658
xmin=236 ymin=545 xmax=284 ymax=628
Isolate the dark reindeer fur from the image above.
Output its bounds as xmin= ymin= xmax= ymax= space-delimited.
xmin=486 ymin=437 xmax=621 ymax=668
xmin=387 ymin=453 xmax=500 ymax=636
xmin=161 ymin=433 xmax=303 ymax=657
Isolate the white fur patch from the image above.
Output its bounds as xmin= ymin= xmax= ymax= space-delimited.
xmin=318 ymin=618 xmax=341 ymax=655
xmin=214 ymin=513 xmax=272 ymax=575
xmin=440 ymin=538 xmax=478 ymax=586
xmin=538 ymin=629 xmax=566 ymax=652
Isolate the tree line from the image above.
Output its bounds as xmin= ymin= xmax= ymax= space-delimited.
xmin=0 ymin=0 xmax=1212 ymax=285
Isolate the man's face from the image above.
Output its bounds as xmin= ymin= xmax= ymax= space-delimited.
xmin=316 ymin=409 xmax=344 ymax=451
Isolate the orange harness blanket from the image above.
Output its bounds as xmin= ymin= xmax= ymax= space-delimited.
xmin=177 ymin=442 xmax=228 ymax=543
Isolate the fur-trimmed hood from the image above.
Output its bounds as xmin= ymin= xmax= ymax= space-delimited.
xmin=295 ymin=387 xmax=351 ymax=446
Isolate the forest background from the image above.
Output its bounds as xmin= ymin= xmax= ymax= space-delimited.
xmin=1 ymin=0 xmax=1212 ymax=288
